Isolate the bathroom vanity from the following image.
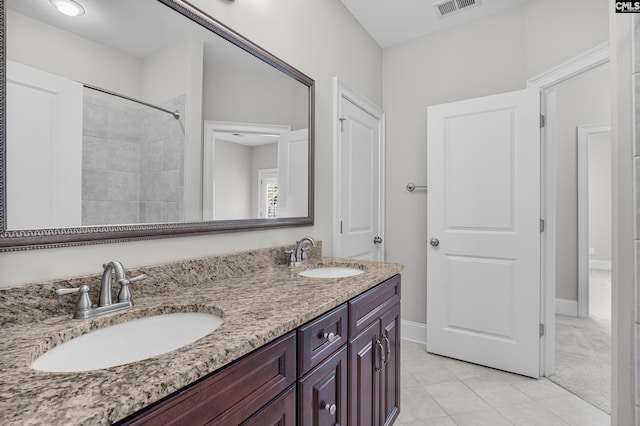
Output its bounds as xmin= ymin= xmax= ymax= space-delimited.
xmin=119 ymin=274 xmax=400 ymax=425
xmin=0 ymin=246 xmax=403 ymax=425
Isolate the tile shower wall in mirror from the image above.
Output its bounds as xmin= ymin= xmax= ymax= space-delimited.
xmin=82 ymin=94 xmax=186 ymax=225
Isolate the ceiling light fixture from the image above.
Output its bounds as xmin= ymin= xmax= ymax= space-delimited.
xmin=49 ymin=0 xmax=86 ymax=17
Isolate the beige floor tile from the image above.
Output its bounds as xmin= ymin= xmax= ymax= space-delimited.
xmin=399 ymin=417 xmax=457 ymax=426
xmin=450 ymin=409 xmax=514 ymax=426
xmin=437 ymin=356 xmax=502 ymax=380
xmin=463 ymin=376 xmax=533 ymax=408
xmin=496 ymin=401 xmax=570 ymax=426
xmin=404 ymin=359 xmax=459 ymax=386
xmin=396 ymin=384 xmax=447 ymax=423
xmin=511 ymin=377 xmax=574 ymax=400
xmin=401 ymin=365 xmax=421 ymax=388
xmin=424 ymin=381 xmax=491 ymax=415
xmin=538 ymin=394 xmax=610 ymax=426
xmin=399 ymin=339 xmax=610 ymax=425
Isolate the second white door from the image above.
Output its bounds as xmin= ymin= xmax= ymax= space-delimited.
xmin=335 ymin=93 xmax=384 ymax=261
xmin=426 ymin=88 xmax=542 ymax=378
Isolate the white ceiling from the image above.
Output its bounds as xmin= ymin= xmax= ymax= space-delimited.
xmin=339 ymin=0 xmax=527 ymax=48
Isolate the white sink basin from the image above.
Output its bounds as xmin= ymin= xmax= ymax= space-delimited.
xmin=31 ymin=312 xmax=223 ymax=372
xmin=299 ymin=266 xmax=364 ymax=279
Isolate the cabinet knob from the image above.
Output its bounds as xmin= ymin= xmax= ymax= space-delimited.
xmin=323 ymin=332 xmax=335 ymax=343
xmin=324 ymin=403 xmax=337 ymax=415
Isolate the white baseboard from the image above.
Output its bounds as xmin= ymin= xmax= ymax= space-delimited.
xmin=555 ymin=298 xmax=578 ymax=316
xmin=589 ymin=260 xmax=612 ymax=270
xmin=401 ymin=320 xmax=427 ymax=345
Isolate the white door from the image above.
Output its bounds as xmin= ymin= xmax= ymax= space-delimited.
xmin=336 ymin=96 xmax=383 ymax=261
xmin=426 ymin=88 xmax=541 ymax=378
xmin=278 ymin=128 xmax=308 ymax=218
xmin=7 ymin=61 xmax=83 ymax=229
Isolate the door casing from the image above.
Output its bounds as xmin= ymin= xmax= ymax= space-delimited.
xmin=526 ymin=41 xmax=610 ymax=376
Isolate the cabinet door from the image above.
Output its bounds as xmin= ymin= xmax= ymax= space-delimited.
xmin=380 ymin=303 xmax=400 ymax=426
xmin=348 ymin=320 xmax=380 ymax=426
xmin=299 ymin=346 xmax=347 ymax=426
xmin=241 ymin=384 xmax=296 ymax=426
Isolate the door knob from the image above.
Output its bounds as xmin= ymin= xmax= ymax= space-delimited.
xmin=429 ymin=238 xmax=439 ymax=247
xmin=374 ymin=236 xmax=383 ymax=244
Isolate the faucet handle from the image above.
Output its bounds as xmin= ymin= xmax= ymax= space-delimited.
xmin=284 ymin=249 xmax=296 ymax=267
xmin=117 ymin=274 xmax=147 ymax=303
xmin=120 ymin=274 xmax=147 ymax=286
xmin=55 ymin=285 xmax=92 ymax=316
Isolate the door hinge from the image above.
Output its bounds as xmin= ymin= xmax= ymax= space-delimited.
xmin=339 ymin=117 xmax=346 ymax=132
xmin=540 ymin=114 xmax=546 ymax=128
xmin=540 ymin=219 xmax=545 ymax=232
xmin=539 ymin=323 xmax=545 ymax=337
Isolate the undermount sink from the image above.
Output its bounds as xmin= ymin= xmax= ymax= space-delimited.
xmin=31 ymin=312 xmax=224 ymax=373
xmin=298 ymin=266 xmax=364 ymax=279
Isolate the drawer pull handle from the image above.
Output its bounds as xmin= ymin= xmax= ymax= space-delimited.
xmin=323 ymin=332 xmax=336 ymax=343
xmin=383 ymin=334 xmax=391 ymax=366
xmin=324 ymin=403 xmax=337 ymax=415
xmin=375 ymin=339 xmax=384 ymax=372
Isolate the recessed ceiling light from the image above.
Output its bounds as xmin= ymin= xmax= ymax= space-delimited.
xmin=49 ymin=0 xmax=86 ymax=17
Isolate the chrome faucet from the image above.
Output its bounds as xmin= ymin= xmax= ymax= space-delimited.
xmin=286 ymin=236 xmax=317 ymax=266
xmin=55 ymin=261 xmax=147 ymax=319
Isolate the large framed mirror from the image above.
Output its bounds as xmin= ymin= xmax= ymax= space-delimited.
xmin=0 ymin=0 xmax=314 ymax=251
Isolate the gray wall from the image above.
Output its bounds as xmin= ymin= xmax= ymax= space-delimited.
xmin=554 ymin=68 xmax=611 ymax=300
xmin=588 ymin=133 xmax=612 ymax=265
xmin=383 ymin=0 xmax=609 ymax=325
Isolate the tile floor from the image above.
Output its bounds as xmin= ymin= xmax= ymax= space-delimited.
xmin=398 ymin=340 xmax=611 ymax=425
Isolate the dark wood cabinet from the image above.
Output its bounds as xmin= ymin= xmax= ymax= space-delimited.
xmin=119 ymin=332 xmax=296 ymax=425
xmin=118 ymin=274 xmax=401 ymax=426
xmin=298 ymin=345 xmax=347 ymax=426
xmin=348 ymin=275 xmax=401 ymax=426
xmin=380 ymin=303 xmax=401 ymax=425
xmin=241 ymin=384 xmax=297 ymax=426
xmin=298 ymin=304 xmax=348 ymax=377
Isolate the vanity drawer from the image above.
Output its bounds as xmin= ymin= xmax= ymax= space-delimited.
xmin=297 ymin=304 xmax=348 ymax=376
xmin=348 ymin=274 xmax=401 ymax=336
xmin=121 ymin=332 xmax=296 ymax=426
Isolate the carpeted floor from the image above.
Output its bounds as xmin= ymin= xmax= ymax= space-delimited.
xmin=549 ymin=269 xmax=611 ymax=414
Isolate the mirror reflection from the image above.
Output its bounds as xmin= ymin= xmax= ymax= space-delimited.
xmin=5 ymin=0 xmax=310 ymax=231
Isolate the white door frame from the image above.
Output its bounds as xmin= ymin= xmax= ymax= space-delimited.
xmin=332 ymin=77 xmax=386 ymax=259
xmin=202 ymin=121 xmax=290 ymax=220
xmin=577 ymin=123 xmax=611 ymax=319
xmin=527 ymin=41 xmax=610 ymax=376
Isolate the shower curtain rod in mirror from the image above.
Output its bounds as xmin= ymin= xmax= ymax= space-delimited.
xmin=82 ymin=82 xmax=181 ymax=119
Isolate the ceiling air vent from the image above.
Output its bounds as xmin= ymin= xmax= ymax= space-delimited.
xmin=433 ymin=0 xmax=479 ymax=18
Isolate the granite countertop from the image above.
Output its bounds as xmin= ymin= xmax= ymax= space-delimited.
xmin=0 ymin=246 xmax=403 ymax=425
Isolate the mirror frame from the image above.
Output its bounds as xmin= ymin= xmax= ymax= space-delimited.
xmin=0 ymin=0 xmax=315 ymax=251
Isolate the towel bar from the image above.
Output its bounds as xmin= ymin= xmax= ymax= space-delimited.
xmin=406 ymin=183 xmax=427 ymax=192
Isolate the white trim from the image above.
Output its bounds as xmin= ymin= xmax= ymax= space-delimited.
xmin=202 ymin=121 xmax=291 ymax=220
xmin=577 ymin=123 xmax=611 ymax=319
xmin=401 ymin=320 xmax=427 ymax=345
xmin=590 ymin=260 xmax=612 ymax=270
xmin=555 ymin=298 xmax=578 ymax=317
xmin=332 ymin=77 xmax=386 ymax=260
xmin=526 ymin=41 xmax=610 ymax=377
xmin=527 ymin=42 xmax=610 ymax=89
